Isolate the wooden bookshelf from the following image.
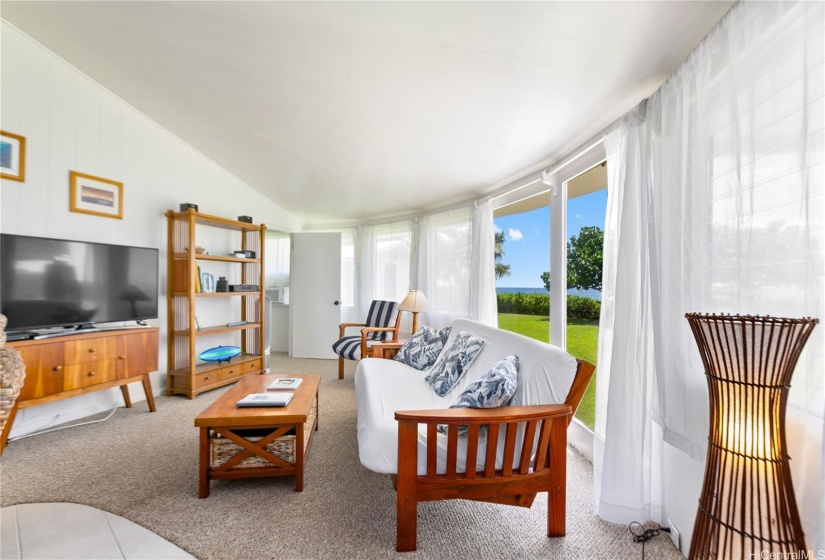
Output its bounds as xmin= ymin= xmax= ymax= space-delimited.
xmin=166 ymin=209 xmax=266 ymax=399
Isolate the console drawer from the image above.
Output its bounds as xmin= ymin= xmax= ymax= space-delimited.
xmin=64 ymin=338 xmax=119 ymax=365
xmin=242 ymin=359 xmax=262 ymax=373
xmin=195 ymin=371 xmax=220 ymax=389
xmin=63 ymin=359 xmax=119 ymax=390
xmin=220 ymin=364 xmax=244 ymax=381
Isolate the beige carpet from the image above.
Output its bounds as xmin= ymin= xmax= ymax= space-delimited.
xmin=0 ymin=354 xmax=682 ymax=560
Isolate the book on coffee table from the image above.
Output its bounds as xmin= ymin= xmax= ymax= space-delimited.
xmin=266 ymin=377 xmax=302 ymax=390
xmin=236 ymin=392 xmax=294 ymax=408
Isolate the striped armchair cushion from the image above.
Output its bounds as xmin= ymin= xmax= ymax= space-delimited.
xmin=363 ymin=300 xmax=398 ymax=341
xmin=332 ymin=336 xmax=369 ymax=360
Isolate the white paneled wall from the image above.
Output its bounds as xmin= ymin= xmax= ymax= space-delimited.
xmin=0 ymin=22 xmax=303 ymax=438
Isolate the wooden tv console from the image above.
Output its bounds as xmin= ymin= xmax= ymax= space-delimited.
xmin=0 ymin=327 xmax=159 ymax=455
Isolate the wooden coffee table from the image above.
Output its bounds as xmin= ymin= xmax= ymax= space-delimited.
xmin=194 ymin=373 xmax=320 ymax=498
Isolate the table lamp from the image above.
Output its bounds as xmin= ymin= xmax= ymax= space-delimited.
xmin=399 ymin=290 xmax=428 ymax=334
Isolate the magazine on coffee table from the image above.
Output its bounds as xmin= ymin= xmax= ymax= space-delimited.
xmin=266 ymin=377 xmax=302 ymax=390
xmin=236 ymin=392 xmax=294 ymax=408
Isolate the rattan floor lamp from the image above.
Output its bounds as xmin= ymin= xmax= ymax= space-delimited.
xmin=685 ymin=313 xmax=818 ymax=559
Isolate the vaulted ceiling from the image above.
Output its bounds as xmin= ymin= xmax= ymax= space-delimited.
xmin=1 ymin=1 xmax=734 ymax=225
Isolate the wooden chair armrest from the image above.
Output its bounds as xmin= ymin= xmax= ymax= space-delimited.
xmin=361 ymin=326 xmax=398 ymax=339
xmin=360 ymin=327 xmax=400 ymax=358
xmin=394 ymin=404 xmax=572 ymax=424
xmin=339 ymin=322 xmax=366 ymax=337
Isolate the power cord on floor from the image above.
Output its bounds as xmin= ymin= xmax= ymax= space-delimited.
xmin=629 ymin=521 xmax=670 ymax=560
xmin=8 ymin=397 xmax=120 ymax=442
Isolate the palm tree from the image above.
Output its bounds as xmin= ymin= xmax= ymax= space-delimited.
xmin=494 ymin=231 xmax=511 ymax=279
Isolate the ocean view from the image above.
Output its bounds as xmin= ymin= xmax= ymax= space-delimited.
xmin=496 ymin=287 xmax=602 ymax=301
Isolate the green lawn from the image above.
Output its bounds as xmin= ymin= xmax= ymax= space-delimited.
xmin=497 ymin=313 xmax=598 ymax=429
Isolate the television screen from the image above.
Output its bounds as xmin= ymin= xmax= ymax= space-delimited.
xmin=0 ymin=234 xmax=159 ymax=331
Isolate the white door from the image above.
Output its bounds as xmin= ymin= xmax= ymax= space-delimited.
xmin=289 ymin=232 xmax=341 ymax=359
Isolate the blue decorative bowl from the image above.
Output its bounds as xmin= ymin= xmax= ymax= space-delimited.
xmin=198 ymin=346 xmax=241 ymax=363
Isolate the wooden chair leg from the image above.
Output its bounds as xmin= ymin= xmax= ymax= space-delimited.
xmin=338 ymin=357 xmax=345 ymax=380
xmin=547 ymin=418 xmax=567 ymax=537
xmin=396 ymin=421 xmax=418 ymax=552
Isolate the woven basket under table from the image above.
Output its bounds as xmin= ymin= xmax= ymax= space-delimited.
xmin=210 ymin=399 xmax=317 ymax=469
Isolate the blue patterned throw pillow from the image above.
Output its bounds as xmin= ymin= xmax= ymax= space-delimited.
xmin=438 ymin=355 xmax=519 ymax=435
xmin=425 ymin=330 xmax=485 ymax=397
xmin=393 ymin=326 xmax=452 ymax=371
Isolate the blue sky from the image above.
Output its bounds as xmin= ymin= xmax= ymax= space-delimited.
xmin=494 ymin=189 xmax=608 ymax=288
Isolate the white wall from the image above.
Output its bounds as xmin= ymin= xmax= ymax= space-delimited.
xmin=0 ymin=22 xmax=303 ymax=438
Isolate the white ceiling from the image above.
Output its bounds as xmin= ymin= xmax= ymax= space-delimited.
xmin=1 ymin=1 xmax=734 ymax=226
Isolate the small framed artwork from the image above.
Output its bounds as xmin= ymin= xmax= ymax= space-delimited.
xmin=69 ymin=171 xmax=123 ymax=220
xmin=0 ymin=130 xmax=26 ymax=182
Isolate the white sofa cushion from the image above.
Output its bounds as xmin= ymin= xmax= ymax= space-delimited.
xmin=355 ymin=319 xmax=579 ymax=475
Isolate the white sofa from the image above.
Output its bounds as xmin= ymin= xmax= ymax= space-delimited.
xmin=353 ymin=318 xmax=594 ymax=552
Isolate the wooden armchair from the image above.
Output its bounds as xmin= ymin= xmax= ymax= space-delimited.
xmin=333 ymin=300 xmax=402 ymax=379
xmin=393 ymin=358 xmax=596 ymax=552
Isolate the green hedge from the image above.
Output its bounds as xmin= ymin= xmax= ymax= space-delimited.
xmin=566 ymin=295 xmax=601 ymax=320
xmin=496 ymin=293 xmax=601 ymax=321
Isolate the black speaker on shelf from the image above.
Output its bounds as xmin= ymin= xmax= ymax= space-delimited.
xmin=180 ymin=203 xmax=199 ymax=212
xmin=238 ymin=215 xmax=253 ymax=223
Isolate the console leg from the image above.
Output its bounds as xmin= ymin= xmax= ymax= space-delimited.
xmin=0 ymin=404 xmax=20 ymax=456
xmin=141 ymin=374 xmax=157 ymax=412
xmin=120 ymin=385 xmax=132 ymax=408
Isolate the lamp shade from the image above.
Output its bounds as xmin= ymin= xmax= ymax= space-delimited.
xmin=399 ymin=290 xmax=428 ymax=313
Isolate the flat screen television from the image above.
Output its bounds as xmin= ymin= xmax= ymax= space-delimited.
xmin=0 ymin=234 xmax=159 ymax=332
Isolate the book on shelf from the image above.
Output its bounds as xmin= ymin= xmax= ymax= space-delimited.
xmin=267 ymin=377 xmax=302 ymax=390
xmin=200 ymin=271 xmax=215 ymax=293
xmin=196 ymin=265 xmax=202 ymax=293
xmin=236 ymin=392 xmax=294 ymax=408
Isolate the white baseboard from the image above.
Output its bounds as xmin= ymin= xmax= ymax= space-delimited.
xmin=568 ymin=418 xmax=594 ymax=462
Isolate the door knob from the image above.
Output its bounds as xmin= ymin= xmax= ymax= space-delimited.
xmin=334 ymin=301 xmax=340 ymax=306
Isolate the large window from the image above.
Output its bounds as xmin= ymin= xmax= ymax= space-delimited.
xmin=492 ymin=165 xmax=606 ymax=430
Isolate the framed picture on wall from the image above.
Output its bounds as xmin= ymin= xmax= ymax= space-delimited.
xmin=0 ymin=130 xmax=26 ymax=182
xmin=69 ymin=171 xmax=123 ymax=219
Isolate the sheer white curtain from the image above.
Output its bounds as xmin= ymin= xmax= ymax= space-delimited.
xmin=264 ymin=231 xmax=291 ymax=289
xmin=595 ymin=107 xmax=662 ymax=523
xmin=357 ymin=219 xmax=413 ymax=318
xmin=339 ymin=228 xmax=359 ymax=325
xmin=417 ymin=206 xmax=474 ymax=329
xmin=595 ymin=2 xmax=824 ymax=547
xmin=470 ymin=198 xmax=497 ymax=327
